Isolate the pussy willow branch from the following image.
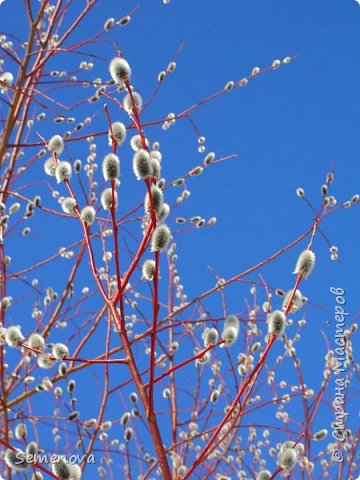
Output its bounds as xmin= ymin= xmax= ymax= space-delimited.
xmin=183 ymin=216 xmax=321 ymax=479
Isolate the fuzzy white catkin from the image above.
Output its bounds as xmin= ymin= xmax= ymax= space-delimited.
xmin=204 ymin=152 xmax=215 ymax=165
xmin=51 ymin=457 xmax=70 ymax=479
xmin=52 ymin=343 xmax=69 ymax=360
xmin=104 ymin=17 xmax=115 ymax=31
xmin=210 ymin=390 xmax=220 ymax=403
xmin=55 ymin=161 xmax=72 ymax=183
xmin=221 ymin=326 xmax=239 ymax=346
xmin=0 ymin=72 xmax=14 ymax=90
xmin=100 ymin=420 xmax=112 ymax=431
xmin=47 ymin=135 xmax=64 ymax=155
xmin=62 ymin=197 xmax=77 ymax=214
xmin=74 ymin=159 xmax=82 ymax=172
xmin=149 ymin=150 xmax=162 ymax=162
xmin=44 ymin=157 xmax=57 ymax=176
xmin=28 ymin=333 xmax=45 ymax=351
xmin=15 ymin=423 xmax=27 ymax=439
xmin=101 ymin=188 xmax=118 ymax=210
xmin=68 ymin=464 xmax=82 ymax=480
xmin=26 ymin=441 xmax=37 ymax=456
xmin=68 ymin=411 xmax=79 ymax=421
xmin=278 ymin=448 xmax=297 ymax=471
xmin=54 ymin=386 xmax=63 ymax=397
xmin=151 ymin=224 xmax=171 ymax=252
xmin=109 ymin=121 xmax=126 ymax=145
xmin=204 ymin=328 xmax=219 ymax=347
xmin=313 ymin=428 xmax=328 ymax=440
xmin=109 ymin=57 xmax=131 ymax=84
xmin=37 ymin=353 xmax=57 ymax=369
xmin=178 ymin=465 xmax=187 ymax=477
xmin=144 ymin=186 xmax=164 ymax=214
xmin=150 ymin=158 xmax=161 ymax=179
xmin=282 ymin=289 xmax=303 ymax=313
xmin=163 ymin=388 xmax=171 ymax=398
xmin=58 ymin=362 xmax=67 ymax=376
xmin=158 ymin=203 xmax=170 ymax=222
xmin=5 ymin=448 xmax=29 ymax=472
xmin=224 ymin=314 xmax=240 ymax=332
xmin=221 ymin=314 xmax=240 ymax=346
xmin=142 ymin=259 xmax=156 ymax=280
xmin=256 ymin=471 xmax=271 ymax=480
xmin=129 ymin=392 xmax=138 ymax=403
xmin=102 ymin=153 xmax=120 ymax=181
xmin=120 ymin=412 xmax=130 ymax=426
xmin=123 ymin=92 xmax=142 ymax=113
xmin=133 ymin=149 xmax=151 ymax=179
xmin=80 ymin=206 xmax=96 ymax=226
xmin=67 ymin=379 xmax=76 ymax=393
xmin=5 ymin=326 xmax=23 ymax=347
xmin=294 ymin=249 xmax=316 ymax=279
xmin=130 ymin=134 xmax=148 ymax=151
xmin=9 ymin=202 xmax=20 ymax=214
xmin=268 ymin=310 xmax=286 ymax=336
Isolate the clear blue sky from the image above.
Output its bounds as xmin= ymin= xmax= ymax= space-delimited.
xmin=0 ymin=1 xmax=359 ymax=478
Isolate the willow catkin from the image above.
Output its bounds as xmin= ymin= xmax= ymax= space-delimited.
xmin=151 ymin=224 xmax=171 ymax=252
xmin=278 ymin=447 xmax=297 ymax=471
xmin=102 ymin=153 xmax=120 ymax=181
xmin=158 ymin=203 xmax=170 ymax=222
xmin=51 ymin=457 xmax=70 ymax=479
xmin=282 ymin=289 xmax=303 ymax=313
xmin=55 ymin=161 xmax=72 ymax=183
xmin=28 ymin=333 xmax=45 ymax=351
xmin=0 ymin=71 xmax=14 ymax=91
xmin=101 ymin=188 xmax=118 ymax=210
xmin=221 ymin=315 xmax=240 ymax=346
xmin=47 ymin=135 xmax=64 ymax=155
xmin=130 ymin=134 xmax=148 ymax=151
xmin=104 ymin=17 xmax=115 ymax=31
xmin=256 ymin=471 xmax=271 ymax=480
xmin=37 ymin=354 xmax=57 ymax=369
xmin=124 ymin=427 xmax=133 ymax=441
xmin=142 ymin=259 xmax=156 ymax=280
xmin=120 ymin=412 xmax=130 ymax=426
xmin=14 ymin=423 xmax=27 ymax=439
xmin=313 ymin=428 xmax=328 ymax=440
xmin=129 ymin=392 xmax=138 ymax=403
xmin=4 ymin=448 xmax=29 ymax=472
xmin=80 ymin=206 xmax=96 ymax=226
xmin=26 ymin=441 xmax=38 ymax=456
xmin=133 ymin=149 xmax=151 ymax=179
xmin=204 ymin=328 xmax=219 ymax=347
xmin=294 ymin=249 xmax=316 ymax=279
xmin=62 ymin=197 xmax=77 ymax=214
xmin=268 ymin=310 xmax=286 ymax=337
xmin=109 ymin=57 xmax=131 ymax=84
xmin=144 ymin=186 xmax=164 ymax=215
xmin=123 ymin=92 xmax=142 ymax=113
xmin=5 ymin=326 xmax=23 ymax=347
xmin=109 ymin=121 xmax=126 ymax=145
xmin=150 ymin=158 xmax=161 ymax=179
xmin=52 ymin=343 xmax=69 ymax=360
xmin=68 ymin=464 xmax=82 ymax=480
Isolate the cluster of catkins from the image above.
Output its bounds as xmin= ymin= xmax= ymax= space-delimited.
xmin=5 ymin=447 xmax=81 ymax=479
xmin=0 ymin=324 xmax=69 ymax=370
xmin=44 ymin=55 xmax=172 ymax=272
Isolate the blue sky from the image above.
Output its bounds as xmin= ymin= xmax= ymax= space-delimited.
xmin=0 ymin=0 xmax=359 ymax=478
